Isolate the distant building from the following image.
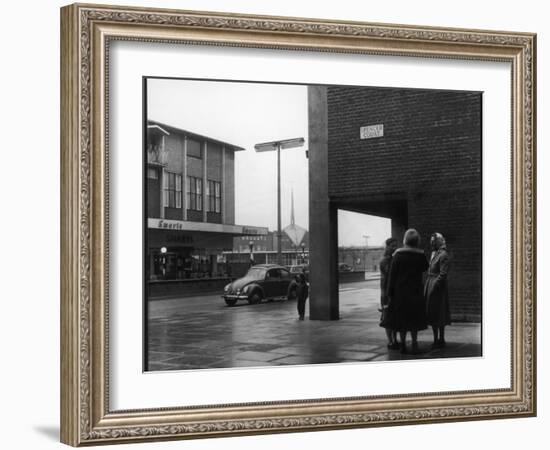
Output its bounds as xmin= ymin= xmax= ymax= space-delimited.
xmin=230 ymin=191 xmax=309 ymax=274
xmin=233 ymin=230 xmax=310 ymax=254
xmin=233 ymin=190 xmax=309 ymax=259
xmin=338 ymin=246 xmax=384 ymax=272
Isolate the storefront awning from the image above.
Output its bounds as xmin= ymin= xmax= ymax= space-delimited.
xmin=148 ymin=218 xmax=268 ymax=236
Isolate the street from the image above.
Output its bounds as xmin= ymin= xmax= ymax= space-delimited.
xmin=146 ymin=279 xmax=481 ymax=371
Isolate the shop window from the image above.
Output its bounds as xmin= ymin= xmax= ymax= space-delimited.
xmin=206 ymin=180 xmax=222 ymax=213
xmin=163 ymin=172 xmax=182 ymax=208
xmin=187 ymin=176 xmax=203 ymax=211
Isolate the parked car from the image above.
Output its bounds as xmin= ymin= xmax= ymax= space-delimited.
xmin=222 ymin=264 xmax=297 ymax=306
xmin=288 ymin=264 xmax=309 ymax=282
xmin=338 ymin=262 xmax=353 ymax=272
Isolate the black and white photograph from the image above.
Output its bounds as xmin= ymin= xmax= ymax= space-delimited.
xmin=50 ymin=0 xmax=539 ymax=447
xmin=144 ymin=78 xmax=483 ymax=372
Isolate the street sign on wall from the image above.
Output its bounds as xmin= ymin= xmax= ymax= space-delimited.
xmin=360 ymin=124 xmax=384 ymax=139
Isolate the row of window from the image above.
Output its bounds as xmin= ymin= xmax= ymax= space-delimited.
xmin=239 ymin=245 xmax=268 ymax=252
xmin=161 ymin=172 xmax=222 ymax=212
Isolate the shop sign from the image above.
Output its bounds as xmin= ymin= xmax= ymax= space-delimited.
xmin=242 ymin=226 xmax=268 ymax=235
xmin=150 ymin=219 xmax=185 ymax=230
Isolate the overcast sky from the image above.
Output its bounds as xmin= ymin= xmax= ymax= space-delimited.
xmin=147 ymin=78 xmax=390 ymax=246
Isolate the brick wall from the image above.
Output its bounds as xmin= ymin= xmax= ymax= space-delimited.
xmin=326 ymin=87 xmax=482 ymax=321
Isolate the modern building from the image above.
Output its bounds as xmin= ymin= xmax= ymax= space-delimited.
xmin=309 ymin=86 xmax=482 ymax=321
xmin=146 ymin=120 xmax=267 ymax=295
xmin=233 ymin=189 xmax=309 ymax=254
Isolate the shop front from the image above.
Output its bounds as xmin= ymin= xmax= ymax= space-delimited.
xmin=147 ymin=219 xmax=267 ymax=298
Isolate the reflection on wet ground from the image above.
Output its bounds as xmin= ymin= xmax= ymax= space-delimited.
xmin=147 ymin=280 xmax=481 ymax=371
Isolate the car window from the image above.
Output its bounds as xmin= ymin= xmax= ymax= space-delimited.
xmin=267 ymin=269 xmax=280 ymax=279
xmin=280 ymin=269 xmax=290 ymax=280
xmin=246 ymin=267 xmax=266 ymax=280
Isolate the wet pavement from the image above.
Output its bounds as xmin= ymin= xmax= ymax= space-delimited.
xmin=146 ymin=279 xmax=481 ymax=371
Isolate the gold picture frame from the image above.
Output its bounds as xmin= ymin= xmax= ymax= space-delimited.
xmin=60 ymin=3 xmax=536 ymax=446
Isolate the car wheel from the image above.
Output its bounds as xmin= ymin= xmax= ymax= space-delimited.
xmin=248 ymin=291 xmax=262 ymax=305
xmin=287 ymin=287 xmax=297 ymax=301
xmin=224 ymin=298 xmax=237 ymax=306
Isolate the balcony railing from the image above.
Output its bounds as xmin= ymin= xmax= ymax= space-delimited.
xmin=147 ymin=144 xmax=168 ymax=166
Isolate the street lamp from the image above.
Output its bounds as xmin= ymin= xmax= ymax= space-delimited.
xmin=255 ymin=137 xmax=305 ymax=266
xmin=160 ymin=246 xmax=167 ymax=278
xmin=248 ymin=241 xmax=255 ymax=267
xmin=301 ymin=242 xmax=306 ymax=264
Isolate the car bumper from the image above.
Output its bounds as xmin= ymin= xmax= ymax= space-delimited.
xmin=222 ymin=294 xmax=249 ymax=300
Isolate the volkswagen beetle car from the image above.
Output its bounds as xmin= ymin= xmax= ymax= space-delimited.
xmin=222 ymin=264 xmax=297 ymax=306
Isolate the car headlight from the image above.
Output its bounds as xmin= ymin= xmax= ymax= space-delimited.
xmin=224 ymin=284 xmax=231 ymax=293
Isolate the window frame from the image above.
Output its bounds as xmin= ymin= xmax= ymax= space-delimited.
xmin=163 ymin=171 xmax=182 ymax=209
xmin=186 ymin=176 xmax=203 ymax=211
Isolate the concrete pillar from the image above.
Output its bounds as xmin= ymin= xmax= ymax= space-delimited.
xmin=183 ymin=136 xmax=188 ymax=220
xmin=221 ymin=146 xmax=226 ymax=223
xmin=203 ymin=141 xmax=208 ymax=222
xmin=159 ymin=167 xmax=165 ymax=219
xmin=160 ymin=136 xmax=166 ymax=219
xmin=308 ymin=86 xmax=339 ymax=320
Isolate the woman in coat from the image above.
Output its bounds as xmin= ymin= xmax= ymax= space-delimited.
xmin=387 ymin=228 xmax=429 ymax=354
xmin=425 ymin=232 xmax=451 ymax=348
xmin=379 ymin=237 xmax=399 ymax=349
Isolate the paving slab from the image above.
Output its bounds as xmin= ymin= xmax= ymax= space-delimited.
xmin=146 ymin=280 xmax=481 ymax=371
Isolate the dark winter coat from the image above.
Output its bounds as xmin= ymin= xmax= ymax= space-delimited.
xmin=425 ymin=246 xmax=452 ymax=327
xmin=387 ymin=247 xmax=429 ymax=332
xmin=379 ymin=254 xmax=392 ymax=307
xmin=379 ymin=254 xmax=393 ymax=328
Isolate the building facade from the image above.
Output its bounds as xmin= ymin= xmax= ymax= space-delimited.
xmin=146 ymin=120 xmax=266 ymax=292
xmin=231 ymin=229 xmax=310 ymax=278
xmin=233 ymin=230 xmax=310 ymax=254
xmin=309 ymin=86 xmax=482 ymax=321
xmin=232 ymin=193 xmax=310 ymax=268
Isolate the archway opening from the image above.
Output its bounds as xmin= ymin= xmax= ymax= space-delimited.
xmin=336 ymin=209 xmax=391 ymax=315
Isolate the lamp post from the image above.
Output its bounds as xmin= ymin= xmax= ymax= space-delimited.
xmin=301 ymin=242 xmax=306 ymax=264
xmin=160 ymin=246 xmax=167 ymax=278
xmin=248 ymin=241 xmax=255 ymax=267
xmin=255 ymin=137 xmax=305 ymax=265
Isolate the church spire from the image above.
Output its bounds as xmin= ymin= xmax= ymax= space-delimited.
xmin=290 ymin=188 xmax=295 ymax=226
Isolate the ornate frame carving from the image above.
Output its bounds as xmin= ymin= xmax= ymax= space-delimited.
xmin=60 ymin=3 xmax=536 ymax=446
